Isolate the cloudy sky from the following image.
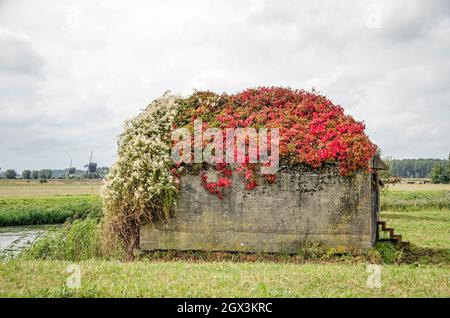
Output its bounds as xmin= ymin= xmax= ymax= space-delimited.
xmin=1 ymin=0 xmax=449 ymax=171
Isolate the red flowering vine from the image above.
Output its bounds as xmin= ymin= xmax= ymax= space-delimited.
xmin=173 ymin=87 xmax=377 ymax=199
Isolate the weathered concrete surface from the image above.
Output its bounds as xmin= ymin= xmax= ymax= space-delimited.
xmin=141 ymin=166 xmax=374 ymax=253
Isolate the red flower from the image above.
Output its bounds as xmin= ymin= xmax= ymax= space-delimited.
xmin=245 ymin=180 xmax=257 ymax=190
xmin=218 ymin=177 xmax=232 ymax=188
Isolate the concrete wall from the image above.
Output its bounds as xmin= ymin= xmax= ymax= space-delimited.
xmin=140 ymin=166 xmax=374 ymax=253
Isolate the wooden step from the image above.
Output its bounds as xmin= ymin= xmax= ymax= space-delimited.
xmin=382 ymin=228 xmax=394 ymax=236
xmin=377 ymin=221 xmax=386 ymax=228
xmin=377 ymin=220 xmax=408 ymax=246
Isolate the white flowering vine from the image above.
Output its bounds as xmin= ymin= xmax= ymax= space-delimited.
xmin=101 ymin=93 xmax=181 ymax=259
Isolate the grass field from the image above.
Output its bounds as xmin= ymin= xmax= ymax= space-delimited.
xmin=0 ymin=196 xmax=102 ymax=226
xmin=0 ymin=180 xmax=449 ymax=298
xmin=0 ymin=260 xmax=448 ymax=297
xmin=0 ymin=180 xmax=102 ymax=226
xmin=387 ymin=183 xmax=450 ymax=191
xmin=0 ymin=180 xmax=102 ymax=198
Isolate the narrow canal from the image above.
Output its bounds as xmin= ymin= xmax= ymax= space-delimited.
xmin=0 ymin=225 xmax=54 ymax=258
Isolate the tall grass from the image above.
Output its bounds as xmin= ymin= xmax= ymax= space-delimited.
xmin=21 ymin=218 xmax=109 ymax=261
xmin=0 ymin=196 xmax=102 ymax=226
xmin=381 ymin=190 xmax=449 ymax=211
xmin=21 ymin=210 xmax=125 ymax=261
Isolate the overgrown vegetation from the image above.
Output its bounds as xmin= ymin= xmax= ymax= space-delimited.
xmin=0 ymin=196 xmax=102 ymax=226
xmin=102 ymin=94 xmax=180 ymax=260
xmin=102 ymin=88 xmax=378 ymax=259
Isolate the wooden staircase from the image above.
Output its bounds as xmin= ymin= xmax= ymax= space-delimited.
xmin=377 ymin=221 xmax=410 ymax=247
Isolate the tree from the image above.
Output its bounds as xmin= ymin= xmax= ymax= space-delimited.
xmin=22 ymin=170 xmax=31 ymax=179
xmin=430 ymin=163 xmax=450 ymax=184
xmin=5 ymin=169 xmax=17 ymax=179
xmin=38 ymin=169 xmax=53 ymax=180
xmin=32 ymin=170 xmax=39 ymax=179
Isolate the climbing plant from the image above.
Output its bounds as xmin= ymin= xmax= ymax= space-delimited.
xmin=102 ymin=87 xmax=377 ymax=259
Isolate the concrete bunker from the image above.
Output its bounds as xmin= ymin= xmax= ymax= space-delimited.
xmin=141 ymin=156 xmax=387 ymax=252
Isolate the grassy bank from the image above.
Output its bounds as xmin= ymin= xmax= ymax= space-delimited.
xmin=0 ymin=260 xmax=448 ymax=297
xmin=381 ymin=190 xmax=449 ymax=211
xmin=0 ymin=196 xmax=102 ymax=226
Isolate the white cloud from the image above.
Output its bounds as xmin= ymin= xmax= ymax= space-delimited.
xmin=0 ymin=0 xmax=449 ymax=171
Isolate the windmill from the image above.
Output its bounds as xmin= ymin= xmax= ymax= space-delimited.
xmin=66 ymin=159 xmax=76 ymax=178
xmin=84 ymin=151 xmax=100 ymax=179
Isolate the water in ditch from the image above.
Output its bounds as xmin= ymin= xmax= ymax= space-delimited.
xmin=0 ymin=225 xmax=55 ymax=259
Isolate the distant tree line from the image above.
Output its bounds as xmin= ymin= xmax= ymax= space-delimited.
xmin=0 ymin=167 xmax=110 ymax=179
xmin=385 ymin=158 xmax=449 ymax=179
xmin=1 ymin=169 xmax=53 ymax=180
